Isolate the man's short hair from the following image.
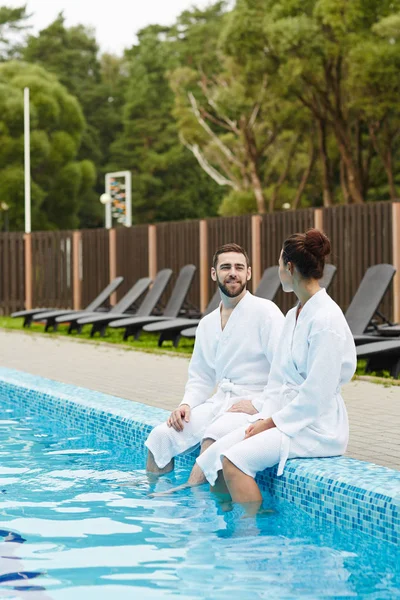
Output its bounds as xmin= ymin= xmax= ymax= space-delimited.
xmin=212 ymin=243 xmax=250 ymax=269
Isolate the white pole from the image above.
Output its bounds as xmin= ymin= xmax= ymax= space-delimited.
xmin=105 ymin=202 xmax=112 ymax=229
xmin=24 ymin=87 xmax=31 ymax=234
xmin=125 ymin=171 xmax=132 ymax=227
xmin=104 ymin=174 xmax=112 ymax=229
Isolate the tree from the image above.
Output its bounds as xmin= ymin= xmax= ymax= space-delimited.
xmin=170 ymin=0 xmax=316 ymax=214
xmin=0 ymin=61 xmax=95 ymax=230
xmin=110 ymin=8 xmax=228 ymax=223
xmin=349 ymin=14 xmax=400 ymax=200
xmin=260 ymin=0 xmax=400 ymax=204
xmin=0 ymin=5 xmax=30 ymax=60
xmin=23 ymin=14 xmax=127 ymax=227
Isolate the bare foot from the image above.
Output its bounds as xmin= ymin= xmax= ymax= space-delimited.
xmin=257 ymin=507 xmax=275 ymax=516
xmin=220 ymin=501 xmax=233 ymax=512
xmin=149 ymin=483 xmax=190 ymax=498
xmin=118 ymin=473 xmax=174 ymax=488
xmin=240 ymin=506 xmax=275 ymax=519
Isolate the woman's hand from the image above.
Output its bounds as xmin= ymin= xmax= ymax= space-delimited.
xmin=227 ymin=400 xmax=258 ymax=415
xmin=245 ymin=417 xmax=275 ymax=439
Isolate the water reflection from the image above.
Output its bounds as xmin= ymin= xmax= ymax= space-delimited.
xmin=0 ymin=403 xmax=398 ymax=599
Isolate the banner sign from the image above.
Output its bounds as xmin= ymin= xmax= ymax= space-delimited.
xmin=105 ymin=171 xmax=132 ymax=227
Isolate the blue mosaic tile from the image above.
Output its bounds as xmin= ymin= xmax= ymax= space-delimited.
xmin=0 ymin=366 xmax=399 ymax=546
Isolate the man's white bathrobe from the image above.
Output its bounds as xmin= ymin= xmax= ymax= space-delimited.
xmin=197 ymin=288 xmax=357 ymax=484
xmin=145 ymin=291 xmax=285 ymax=469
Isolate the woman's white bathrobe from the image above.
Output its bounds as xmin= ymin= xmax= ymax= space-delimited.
xmin=145 ymin=292 xmax=285 ymax=468
xmin=196 ymin=288 xmax=357 ymax=484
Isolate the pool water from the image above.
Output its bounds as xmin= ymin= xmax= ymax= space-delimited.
xmin=0 ymin=400 xmax=398 ymax=599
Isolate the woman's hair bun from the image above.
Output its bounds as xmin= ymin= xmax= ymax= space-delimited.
xmin=304 ymin=228 xmax=331 ymax=258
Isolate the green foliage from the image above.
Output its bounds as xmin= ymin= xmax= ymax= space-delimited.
xmin=1 ymin=0 xmax=400 ymax=229
xmin=22 ymin=14 xmax=100 ymax=98
xmin=0 ymin=60 xmax=94 ymax=230
xmin=0 ymin=5 xmax=30 ymax=59
xmin=109 ymin=7 xmax=227 ymax=223
xmin=0 ymin=164 xmax=45 ymax=229
xmin=22 ymin=14 xmax=126 ymax=227
xmin=219 ymin=190 xmax=258 ymax=215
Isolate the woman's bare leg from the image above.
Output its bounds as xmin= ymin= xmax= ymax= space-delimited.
xmin=222 ymin=457 xmax=262 ymax=516
xmin=210 ymin=470 xmax=230 ymax=496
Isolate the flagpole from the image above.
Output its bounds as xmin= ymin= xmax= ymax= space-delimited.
xmin=24 ymin=87 xmax=31 ymax=234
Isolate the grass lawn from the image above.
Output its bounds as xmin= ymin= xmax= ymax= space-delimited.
xmin=0 ymin=316 xmax=195 ymax=357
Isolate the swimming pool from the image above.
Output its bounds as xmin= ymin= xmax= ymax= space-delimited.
xmin=0 ymin=368 xmax=399 ymax=598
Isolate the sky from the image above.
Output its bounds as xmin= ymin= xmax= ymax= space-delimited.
xmin=6 ymin=0 xmax=211 ymax=55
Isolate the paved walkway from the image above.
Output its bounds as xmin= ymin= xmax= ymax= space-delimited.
xmin=1 ymin=329 xmax=399 ymax=470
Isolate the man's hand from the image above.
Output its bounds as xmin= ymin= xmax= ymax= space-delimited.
xmin=245 ymin=417 xmax=275 ymax=439
xmin=167 ymin=404 xmax=191 ymax=432
xmin=228 ymin=400 xmax=258 ymax=415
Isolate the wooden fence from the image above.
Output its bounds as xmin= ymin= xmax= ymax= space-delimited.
xmin=80 ymin=228 xmax=110 ymax=308
xmin=30 ymin=231 xmax=75 ymax=309
xmin=323 ymin=202 xmax=394 ymax=319
xmin=2 ymin=202 xmax=399 ymax=323
xmin=0 ymin=233 xmax=25 ymax=315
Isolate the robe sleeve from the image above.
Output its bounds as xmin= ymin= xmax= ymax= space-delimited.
xmin=271 ymin=328 xmax=346 ymax=437
xmin=251 ymin=306 xmax=285 ymax=413
xmin=179 ymin=322 xmax=216 ymax=410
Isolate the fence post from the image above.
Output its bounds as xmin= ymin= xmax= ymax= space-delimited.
xmin=109 ymin=228 xmax=117 ymax=306
xmin=392 ymin=203 xmax=400 ymax=323
xmin=251 ymin=215 xmax=262 ymax=292
xmin=314 ymin=208 xmax=323 ymax=231
xmin=148 ymin=224 xmax=157 ymax=281
xmin=199 ymin=220 xmax=209 ymax=312
xmin=72 ymin=231 xmax=82 ymax=310
xmin=24 ymin=233 xmax=32 ymax=309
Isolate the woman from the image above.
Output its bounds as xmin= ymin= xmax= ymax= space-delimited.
xmin=196 ymin=229 xmax=357 ymax=513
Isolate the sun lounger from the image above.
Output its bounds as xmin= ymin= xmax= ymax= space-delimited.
xmin=68 ymin=269 xmax=173 ymax=337
xmin=108 ymin=264 xmax=197 ymax=340
xmin=31 ymin=277 xmax=151 ymax=333
xmin=143 ymin=289 xmax=221 ymax=347
xmin=319 ymin=263 xmax=337 ymax=290
xmin=343 ymin=264 xmax=396 ymax=345
xmin=357 ymin=340 xmax=400 ymax=378
xmin=10 ymin=277 xmax=124 ymax=328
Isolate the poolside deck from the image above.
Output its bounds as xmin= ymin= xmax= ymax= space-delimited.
xmin=1 ymin=329 xmax=399 ymax=471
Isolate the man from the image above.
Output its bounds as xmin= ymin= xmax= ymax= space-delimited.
xmin=145 ymin=243 xmax=284 ymax=488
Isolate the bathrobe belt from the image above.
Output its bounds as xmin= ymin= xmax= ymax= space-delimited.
xmin=214 ymin=378 xmax=263 ymax=417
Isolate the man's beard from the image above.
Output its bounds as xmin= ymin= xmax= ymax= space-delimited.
xmin=217 ymin=277 xmax=247 ymax=298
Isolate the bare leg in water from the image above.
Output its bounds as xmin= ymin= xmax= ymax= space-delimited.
xmin=146 ymin=450 xmax=174 ymax=475
xmin=117 ymin=452 xmax=174 ymax=489
xmin=210 ymin=469 xmax=232 ymax=511
xmin=149 ymin=438 xmax=214 ymax=497
xmin=211 ymin=470 xmax=230 ymax=495
xmin=222 ymin=456 xmax=262 ymax=516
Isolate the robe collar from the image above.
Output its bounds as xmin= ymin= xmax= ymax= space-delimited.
xmin=295 ymin=287 xmax=327 ymax=323
xmin=217 ymin=290 xmax=251 ymax=333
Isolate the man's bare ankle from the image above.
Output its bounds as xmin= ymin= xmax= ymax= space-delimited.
xmin=147 ymin=463 xmax=173 ymax=476
xmin=146 ymin=453 xmax=174 ymax=475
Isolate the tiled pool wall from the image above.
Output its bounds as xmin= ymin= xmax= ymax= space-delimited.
xmin=0 ymin=367 xmax=398 ymax=546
